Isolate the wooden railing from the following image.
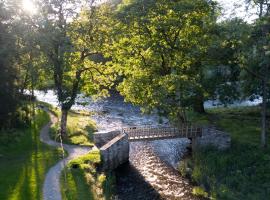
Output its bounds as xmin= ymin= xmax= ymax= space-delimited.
xmin=123 ymin=124 xmax=202 ymax=141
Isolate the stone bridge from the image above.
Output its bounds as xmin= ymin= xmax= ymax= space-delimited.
xmin=94 ymin=125 xmax=230 ymax=170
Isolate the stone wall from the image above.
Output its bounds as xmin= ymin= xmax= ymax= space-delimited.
xmin=94 ymin=130 xmax=121 ymax=148
xmin=192 ymin=127 xmax=231 ymax=150
xmin=100 ymin=133 xmax=129 ymax=170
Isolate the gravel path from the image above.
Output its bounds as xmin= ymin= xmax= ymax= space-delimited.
xmin=40 ymin=109 xmax=91 ymax=200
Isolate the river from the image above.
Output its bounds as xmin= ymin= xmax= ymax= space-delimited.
xmin=34 ymin=90 xmax=261 ymax=199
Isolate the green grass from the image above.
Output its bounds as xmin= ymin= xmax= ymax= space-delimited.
xmin=61 ymin=167 xmax=94 ymax=200
xmin=0 ymin=108 xmax=62 ymax=200
xmin=61 ymin=150 xmax=115 ymax=200
xmin=182 ymin=106 xmax=270 ymax=199
xmin=49 ymin=108 xmax=97 ymax=147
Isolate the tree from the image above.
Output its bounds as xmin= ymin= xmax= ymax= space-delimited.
xmin=240 ymin=0 xmax=270 ymax=148
xmin=0 ymin=1 xmax=18 ymax=128
xmin=204 ymin=18 xmax=251 ymax=104
xmin=37 ymin=0 xmax=113 ymax=137
xmin=110 ymin=0 xmax=221 ymax=123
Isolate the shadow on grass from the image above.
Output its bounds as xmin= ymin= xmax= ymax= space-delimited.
xmin=0 ymin=110 xmax=60 ymax=200
xmin=61 ymin=167 xmax=94 ymax=200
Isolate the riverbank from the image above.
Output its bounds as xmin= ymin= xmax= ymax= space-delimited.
xmin=34 ymin=92 xmax=269 ymax=199
xmin=180 ymin=106 xmax=270 ymax=199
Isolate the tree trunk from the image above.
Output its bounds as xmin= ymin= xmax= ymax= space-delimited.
xmin=193 ymin=95 xmax=205 ymax=113
xmin=261 ymin=79 xmax=267 ymax=148
xmin=60 ymin=109 xmax=68 ymax=138
xmin=177 ymin=108 xmax=187 ymax=126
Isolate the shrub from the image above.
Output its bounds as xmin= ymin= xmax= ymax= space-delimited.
xmin=192 ymin=186 xmax=208 ymax=198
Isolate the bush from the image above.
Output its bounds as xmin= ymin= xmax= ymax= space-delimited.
xmin=178 ymin=158 xmax=193 ymax=178
xmin=192 ymin=186 xmax=208 ymax=198
xmin=68 ymin=150 xmax=101 ymax=168
xmin=62 ymin=150 xmax=115 ymax=200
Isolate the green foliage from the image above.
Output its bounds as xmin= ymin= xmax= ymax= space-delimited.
xmin=238 ymin=16 xmax=270 ymax=98
xmin=0 ymin=108 xmax=61 ymax=200
xmin=204 ymin=18 xmax=251 ymax=104
xmin=38 ymin=0 xmax=114 ymax=110
xmin=192 ymin=186 xmax=208 ymax=198
xmin=101 ymin=173 xmax=116 ymax=200
xmin=178 ymin=158 xmax=193 ymax=178
xmin=111 ymin=0 xmax=249 ymax=120
xmin=62 ymin=150 xmax=115 ymax=200
xmin=0 ymin=2 xmax=19 ymax=128
xmin=182 ymin=107 xmax=270 ymax=199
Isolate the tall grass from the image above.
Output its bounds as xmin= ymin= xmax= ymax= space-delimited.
xmin=181 ymin=106 xmax=270 ymax=199
xmin=61 ymin=150 xmax=115 ymax=200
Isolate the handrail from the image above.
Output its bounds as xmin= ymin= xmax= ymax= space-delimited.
xmin=123 ymin=124 xmax=203 ymax=141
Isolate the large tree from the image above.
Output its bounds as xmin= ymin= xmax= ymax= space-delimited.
xmin=37 ymin=0 xmax=113 ymax=137
xmin=0 ymin=1 xmax=19 ymax=128
xmin=110 ymin=0 xmax=221 ymax=122
xmin=239 ymin=0 xmax=270 ymax=147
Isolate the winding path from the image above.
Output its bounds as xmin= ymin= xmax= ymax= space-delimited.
xmin=40 ymin=108 xmax=91 ymax=200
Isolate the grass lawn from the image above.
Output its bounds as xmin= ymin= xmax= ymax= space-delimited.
xmin=182 ymin=106 xmax=270 ymax=199
xmin=0 ymin=108 xmax=62 ymax=200
xmin=60 ymin=150 xmax=115 ymax=200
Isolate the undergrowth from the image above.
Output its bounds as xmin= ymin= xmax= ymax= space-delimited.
xmin=180 ymin=106 xmax=270 ymax=199
xmin=61 ymin=150 xmax=115 ymax=200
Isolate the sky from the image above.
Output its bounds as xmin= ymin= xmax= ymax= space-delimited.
xmin=217 ymin=0 xmax=258 ymax=22
xmin=21 ymin=0 xmax=259 ymax=23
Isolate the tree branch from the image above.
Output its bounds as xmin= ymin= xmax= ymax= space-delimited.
xmin=242 ymin=65 xmax=264 ymax=79
xmin=80 ymin=49 xmax=100 ymax=61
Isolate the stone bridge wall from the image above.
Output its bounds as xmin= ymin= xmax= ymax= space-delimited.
xmin=99 ymin=133 xmax=129 ymax=170
xmin=192 ymin=127 xmax=231 ymax=150
xmin=94 ymin=130 xmax=121 ymax=148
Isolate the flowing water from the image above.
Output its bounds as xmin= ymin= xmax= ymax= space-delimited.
xmin=34 ymin=90 xmax=261 ymax=199
xmin=115 ymin=140 xmax=202 ymax=200
xmin=34 ymin=90 xmax=169 ymax=132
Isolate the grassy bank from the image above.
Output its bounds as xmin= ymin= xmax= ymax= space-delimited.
xmin=180 ymin=106 xmax=270 ymax=199
xmin=48 ymin=106 xmax=96 ymax=146
xmin=40 ymin=102 xmax=116 ymax=199
xmin=61 ymin=150 xmax=115 ymax=200
xmin=0 ymin=107 xmax=62 ymax=200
